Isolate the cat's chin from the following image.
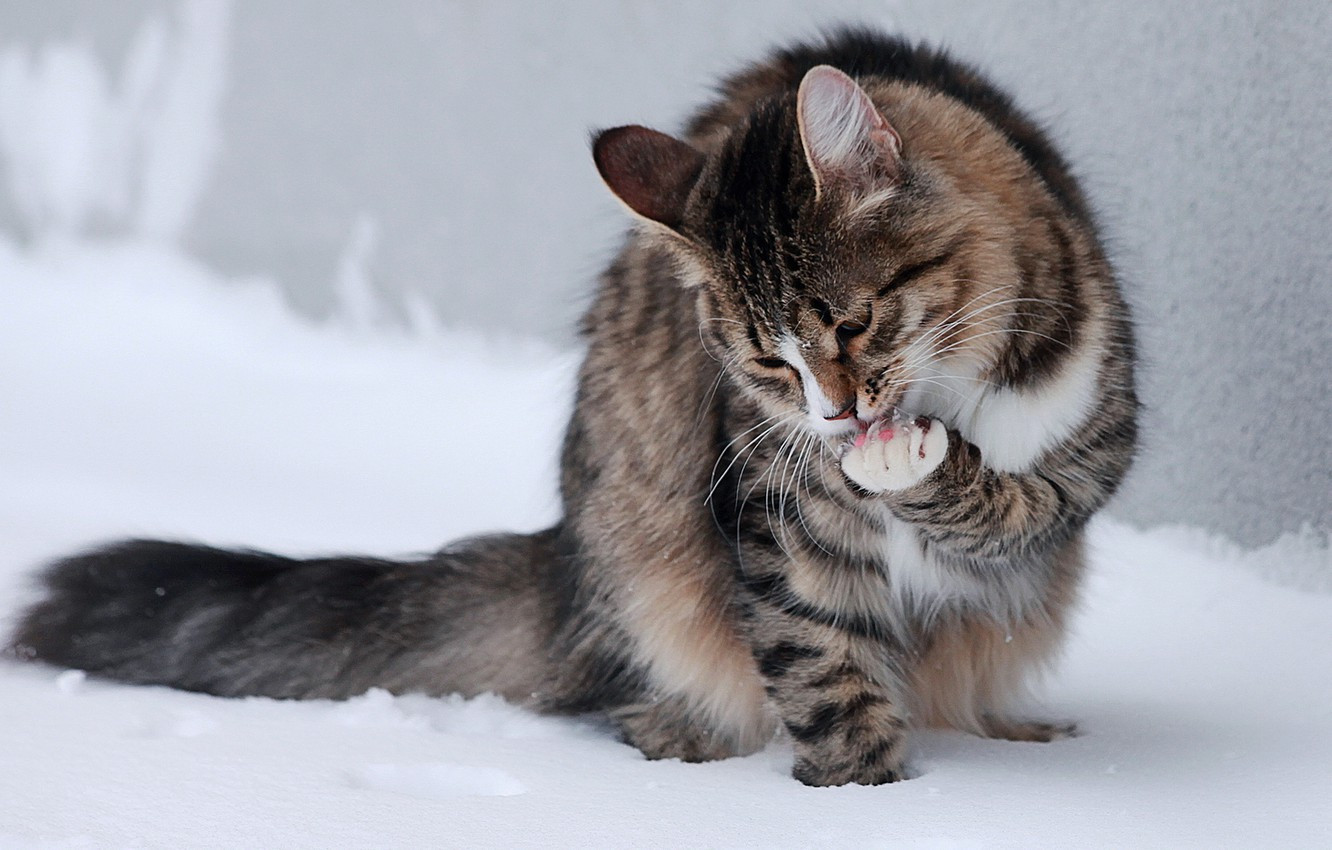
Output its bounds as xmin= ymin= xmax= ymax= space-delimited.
xmin=805 ymin=420 xmax=862 ymax=440
xmin=799 ymin=413 xmax=860 ymax=439
xmin=803 ymin=407 xmax=901 ymax=440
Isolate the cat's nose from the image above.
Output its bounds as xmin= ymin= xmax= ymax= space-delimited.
xmin=824 ymin=401 xmax=857 ymax=421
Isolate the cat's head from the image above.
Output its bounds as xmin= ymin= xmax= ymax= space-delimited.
xmin=594 ymin=66 xmax=1034 ymax=437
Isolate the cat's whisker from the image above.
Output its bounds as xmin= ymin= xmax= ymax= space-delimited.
xmin=945 ymin=283 xmax=1076 ymax=338
xmin=896 ymin=288 xmax=1016 ymax=355
xmin=902 ymin=296 xmax=1052 ymax=358
xmin=928 ymin=325 xmax=1072 ymax=359
xmin=812 ymin=440 xmax=842 ymax=504
xmin=696 ymin=318 xmax=739 ymax=364
xmin=735 ymin=417 xmax=801 ymax=518
xmin=771 ymin=430 xmax=803 ymax=556
xmin=790 ymin=435 xmax=836 ymax=558
xmin=784 ymin=433 xmax=815 ymax=529
xmin=705 ymin=412 xmax=798 ymax=506
xmin=882 ymin=304 xmax=1073 ymax=404
xmin=749 ymin=421 xmax=806 ymax=562
xmin=895 ymin=375 xmax=979 ymax=405
xmin=693 ymin=358 xmax=737 ymax=434
xmin=903 ymin=294 xmax=1062 ymax=354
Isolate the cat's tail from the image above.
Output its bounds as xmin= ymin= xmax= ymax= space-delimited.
xmin=7 ymin=529 xmax=568 ymax=702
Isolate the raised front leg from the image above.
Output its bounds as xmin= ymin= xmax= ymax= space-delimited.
xmin=839 ymin=414 xmax=1125 ymax=560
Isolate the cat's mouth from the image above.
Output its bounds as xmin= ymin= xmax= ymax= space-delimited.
xmin=852 ymin=391 xmax=907 ymax=432
xmin=810 ymin=400 xmax=902 ymax=439
xmin=799 ymin=394 xmax=905 ymax=439
xmin=856 ymin=407 xmax=909 ymax=432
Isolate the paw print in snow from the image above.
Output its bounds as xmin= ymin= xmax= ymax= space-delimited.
xmin=840 ymin=415 xmax=948 ymax=492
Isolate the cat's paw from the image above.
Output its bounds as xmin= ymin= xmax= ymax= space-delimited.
xmin=979 ymin=715 xmax=1079 ymax=743
xmin=791 ymin=725 xmax=909 ymax=787
xmin=611 ymin=699 xmax=739 ymax=763
xmin=839 ymin=416 xmax=948 ymax=493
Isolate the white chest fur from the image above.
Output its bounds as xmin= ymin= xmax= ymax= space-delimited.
xmin=901 ymin=318 xmax=1106 ymax=474
xmin=869 ymin=320 xmax=1107 ymax=622
xmin=868 ymin=510 xmax=1043 ymax=628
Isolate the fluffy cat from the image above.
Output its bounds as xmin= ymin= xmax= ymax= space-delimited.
xmin=10 ymin=29 xmax=1137 ymax=786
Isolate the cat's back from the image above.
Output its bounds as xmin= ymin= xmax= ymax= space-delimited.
xmin=686 ymin=28 xmax=1092 ymax=224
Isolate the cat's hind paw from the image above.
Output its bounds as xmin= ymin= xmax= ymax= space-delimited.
xmin=979 ymin=715 xmax=1079 ymax=743
xmin=839 ymin=416 xmax=948 ymax=493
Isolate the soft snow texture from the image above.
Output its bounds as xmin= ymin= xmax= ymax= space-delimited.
xmin=1 ymin=242 xmax=1330 ymax=849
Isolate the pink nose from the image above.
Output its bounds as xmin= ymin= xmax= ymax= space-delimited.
xmin=824 ymin=402 xmax=856 ymax=421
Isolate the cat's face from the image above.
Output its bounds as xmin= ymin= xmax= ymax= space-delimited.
xmin=693 ymin=210 xmax=986 ymax=438
xmin=595 ymin=66 xmax=1018 ymax=438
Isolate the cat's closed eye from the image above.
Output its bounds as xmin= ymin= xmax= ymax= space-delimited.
xmin=835 ymin=321 xmax=868 ymax=345
xmin=753 ymin=356 xmax=790 ymax=370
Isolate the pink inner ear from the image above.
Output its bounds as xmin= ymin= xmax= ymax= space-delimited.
xmin=592 ymin=126 xmax=704 ymax=229
xmin=797 ymin=65 xmax=902 ymax=193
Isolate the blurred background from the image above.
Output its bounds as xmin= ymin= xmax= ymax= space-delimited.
xmin=0 ymin=0 xmax=1327 ymax=550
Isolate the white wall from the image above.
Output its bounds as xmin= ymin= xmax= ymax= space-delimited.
xmin=0 ymin=1 xmax=1327 ymax=547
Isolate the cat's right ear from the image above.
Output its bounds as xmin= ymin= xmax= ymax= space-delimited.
xmin=797 ymin=65 xmax=903 ymax=201
xmin=592 ymin=126 xmax=705 ymax=234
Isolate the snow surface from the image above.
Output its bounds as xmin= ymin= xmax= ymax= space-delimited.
xmin=1 ymin=241 xmax=1330 ymax=850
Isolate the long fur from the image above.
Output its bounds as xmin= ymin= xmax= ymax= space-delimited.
xmin=9 ymin=29 xmax=1137 ymax=786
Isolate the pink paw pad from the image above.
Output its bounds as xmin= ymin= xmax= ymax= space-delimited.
xmin=853 ymin=433 xmax=867 ymax=447
xmin=877 ymin=428 xmax=894 ymax=442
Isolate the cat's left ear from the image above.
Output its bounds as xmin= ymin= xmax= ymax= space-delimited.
xmin=593 ymin=125 xmax=705 ymax=234
xmin=797 ymin=65 xmax=903 ymax=199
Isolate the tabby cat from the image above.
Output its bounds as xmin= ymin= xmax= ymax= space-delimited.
xmin=10 ymin=30 xmax=1137 ymax=786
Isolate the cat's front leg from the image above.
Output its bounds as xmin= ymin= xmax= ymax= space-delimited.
xmin=837 ymin=416 xmax=1064 ymax=560
xmin=743 ymin=562 xmax=910 ymax=785
xmin=756 ymin=627 xmax=909 ymax=786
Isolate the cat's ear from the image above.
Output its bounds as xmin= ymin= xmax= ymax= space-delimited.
xmin=797 ymin=65 xmax=902 ymax=199
xmin=593 ymin=125 xmax=705 ymax=232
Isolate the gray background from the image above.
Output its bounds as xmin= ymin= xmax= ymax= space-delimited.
xmin=1 ymin=0 xmax=1327 ymax=547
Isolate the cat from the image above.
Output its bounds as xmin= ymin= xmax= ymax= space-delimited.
xmin=9 ymin=29 xmax=1138 ymax=787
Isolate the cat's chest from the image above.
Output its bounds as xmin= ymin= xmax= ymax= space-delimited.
xmin=903 ymin=332 xmax=1105 ymax=474
xmin=820 ymin=506 xmax=1041 ymax=629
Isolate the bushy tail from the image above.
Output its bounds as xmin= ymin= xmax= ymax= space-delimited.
xmin=9 ymin=529 xmax=567 ymax=702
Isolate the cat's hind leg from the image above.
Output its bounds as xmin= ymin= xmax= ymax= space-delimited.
xmin=610 ymin=695 xmax=742 ymax=762
xmin=910 ymin=610 xmax=1077 ymax=745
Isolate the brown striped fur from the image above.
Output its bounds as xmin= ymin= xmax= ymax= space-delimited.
xmin=581 ymin=31 xmax=1137 ymax=784
xmin=11 ymin=31 xmax=1136 ymax=787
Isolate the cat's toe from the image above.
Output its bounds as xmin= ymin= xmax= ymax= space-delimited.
xmin=980 ymin=716 xmax=1079 ymax=742
xmin=840 ymin=417 xmax=946 ymax=492
xmin=792 ymin=757 xmax=905 ymax=787
xmin=906 ymin=417 xmax=948 ymax=479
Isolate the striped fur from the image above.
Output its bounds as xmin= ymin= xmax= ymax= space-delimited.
xmin=9 ymin=30 xmax=1137 ymax=787
xmin=586 ymin=30 xmax=1137 ymax=784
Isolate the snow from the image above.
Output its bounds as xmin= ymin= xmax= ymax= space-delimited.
xmin=0 ymin=8 xmax=1329 ymax=846
xmin=1 ymin=240 xmax=1330 ymax=850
